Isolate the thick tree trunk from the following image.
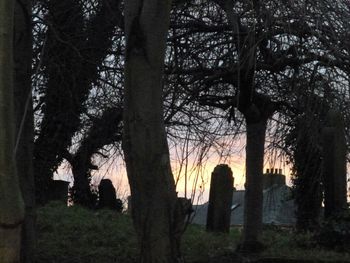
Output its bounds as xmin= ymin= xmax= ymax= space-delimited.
xmin=71 ymin=158 xmax=95 ymax=207
xmin=0 ymin=1 xmax=25 ymax=261
xmin=240 ymin=118 xmax=267 ymax=252
xmin=70 ymin=107 xmax=122 ymax=206
xmin=33 ymin=0 xmax=86 ymax=204
xmin=292 ymin=115 xmax=323 ymax=232
xmin=123 ymin=0 xmax=180 ymax=262
xmin=34 ymin=0 xmax=121 ymax=204
xmin=13 ymin=0 xmax=36 ymax=262
xmin=322 ymin=109 xmax=347 ymax=218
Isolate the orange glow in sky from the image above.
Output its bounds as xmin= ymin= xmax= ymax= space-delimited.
xmin=55 ymin=135 xmax=293 ymax=205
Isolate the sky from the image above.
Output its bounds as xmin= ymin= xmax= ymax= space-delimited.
xmin=57 ymin=147 xmax=347 ymax=205
xmin=55 ymin=134 xmax=295 ymax=205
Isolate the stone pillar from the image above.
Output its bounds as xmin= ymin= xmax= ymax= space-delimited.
xmin=322 ymin=109 xmax=347 ymax=218
xmin=206 ymin=164 xmax=233 ymax=233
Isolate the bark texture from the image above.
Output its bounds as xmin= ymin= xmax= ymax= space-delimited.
xmin=13 ymin=0 xmax=36 ymax=261
xmin=241 ymin=118 xmax=266 ymax=251
xmin=123 ymin=0 xmax=180 ymax=262
xmin=216 ymin=0 xmax=269 ymax=251
xmin=0 ymin=1 xmax=25 ymax=261
xmin=239 ymin=95 xmax=275 ymax=252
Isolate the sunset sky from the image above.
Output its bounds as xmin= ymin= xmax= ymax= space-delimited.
xmin=55 ymin=135 xmax=294 ymax=205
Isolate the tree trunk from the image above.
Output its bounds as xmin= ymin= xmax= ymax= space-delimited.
xmin=123 ymin=0 xmax=180 ymax=262
xmin=34 ymin=0 xmax=121 ymax=204
xmin=70 ymin=107 xmax=122 ymax=206
xmin=13 ymin=0 xmax=36 ymax=262
xmin=322 ymin=109 xmax=347 ymax=218
xmin=240 ymin=118 xmax=267 ymax=252
xmin=33 ymin=0 xmax=86 ymax=204
xmin=291 ymin=115 xmax=323 ymax=232
xmin=0 ymin=1 xmax=25 ymax=261
xmin=71 ymin=158 xmax=95 ymax=207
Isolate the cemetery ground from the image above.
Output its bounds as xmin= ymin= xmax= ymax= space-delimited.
xmin=35 ymin=202 xmax=350 ymax=263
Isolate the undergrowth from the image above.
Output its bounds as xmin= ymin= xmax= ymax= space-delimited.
xmin=260 ymin=226 xmax=350 ymax=261
xmin=35 ymin=201 xmax=138 ymax=263
xmin=35 ymin=202 xmax=350 ymax=262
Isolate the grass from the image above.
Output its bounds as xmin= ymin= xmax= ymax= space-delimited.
xmin=182 ymin=224 xmax=240 ymax=262
xmin=35 ymin=202 xmax=350 ymax=262
xmin=35 ymin=202 xmax=138 ymax=262
xmin=260 ymin=227 xmax=350 ymax=261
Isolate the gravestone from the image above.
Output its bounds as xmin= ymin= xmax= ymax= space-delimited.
xmin=49 ymin=180 xmax=69 ymax=203
xmin=322 ymin=109 xmax=347 ymax=218
xmin=206 ymin=164 xmax=234 ymax=233
xmin=98 ymin=179 xmax=122 ymax=211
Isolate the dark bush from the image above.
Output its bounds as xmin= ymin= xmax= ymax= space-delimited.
xmin=316 ymin=209 xmax=350 ymax=251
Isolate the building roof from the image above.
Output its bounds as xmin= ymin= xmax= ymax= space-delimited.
xmin=191 ymin=184 xmax=296 ymax=226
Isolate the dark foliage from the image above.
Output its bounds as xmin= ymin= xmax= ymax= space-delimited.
xmin=34 ymin=0 xmax=121 ymax=204
xmin=285 ymin=95 xmax=329 ymax=232
xmin=316 ymin=209 xmax=350 ymax=251
xmin=68 ymin=107 xmax=123 ymax=206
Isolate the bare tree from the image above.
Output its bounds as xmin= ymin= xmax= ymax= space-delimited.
xmin=166 ymin=0 xmax=350 ymax=248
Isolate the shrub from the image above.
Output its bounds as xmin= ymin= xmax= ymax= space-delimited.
xmin=316 ymin=209 xmax=350 ymax=251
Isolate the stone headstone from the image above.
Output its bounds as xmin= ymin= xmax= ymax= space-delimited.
xmin=49 ymin=180 xmax=69 ymax=203
xmin=206 ymin=164 xmax=234 ymax=233
xmin=98 ymin=179 xmax=122 ymax=211
xmin=322 ymin=109 xmax=347 ymax=218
